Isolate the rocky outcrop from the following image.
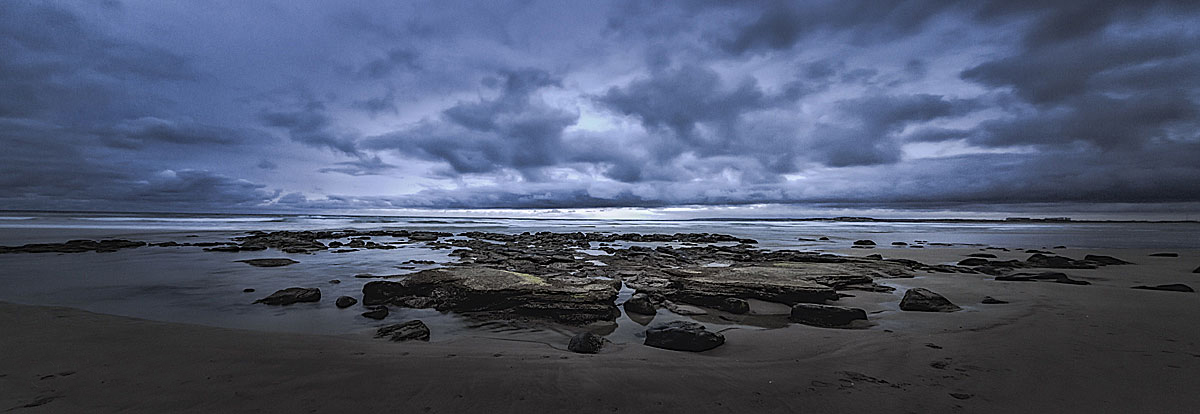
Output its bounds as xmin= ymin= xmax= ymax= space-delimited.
xmin=0 ymin=239 xmax=146 ymax=254
xmin=1025 ymin=254 xmax=1097 ymax=269
xmin=375 ymin=320 xmax=430 ymax=342
xmin=236 ymin=258 xmax=298 ymax=267
xmin=1131 ymin=284 xmax=1194 ymax=292
xmin=335 ymin=296 xmax=358 ymax=308
xmin=361 ymin=267 xmax=620 ymax=325
xmin=899 ymin=288 xmax=960 ymax=312
xmin=253 ymin=287 xmax=320 ymax=305
xmin=996 ymin=272 xmax=1089 ymax=285
xmin=789 ymin=303 xmax=867 ymax=328
xmin=644 ymin=321 xmax=725 ymax=352
xmin=567 ymin=332 xmax=606 ymax=354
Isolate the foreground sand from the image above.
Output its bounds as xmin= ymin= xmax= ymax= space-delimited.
xmin=3 ymin=248 xmax=1199 ymax=413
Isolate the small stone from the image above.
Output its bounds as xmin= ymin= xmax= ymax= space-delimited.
xmin=981 ymin=296 xmax=1008 ymax=304
xmin=567 ymin=332 xmax=606 ymax=354
xmin=361 ymin=306 xmax=390 ymax=319
xmin=335 ymin=296 xmax=358 ymax=308
xmin=949 ymin=393 xmax=973 ymax=400
xmin=242 ymin=288 xmax=255 ymax=293
xmin=329 ymin=279 xmax=341 ymax=284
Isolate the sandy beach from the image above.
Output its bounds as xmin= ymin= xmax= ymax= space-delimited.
xmin=4 ymin=246 xmax=1198 ymax=413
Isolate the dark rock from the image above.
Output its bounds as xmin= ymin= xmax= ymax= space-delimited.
xmin=253 ymin=287 xmax=320 ymax=305
xmin=853 ymin=240 xmax=876 ymax=246
xmin=899 ymin=288 xmax=960 ymax=312
xmin=1026 ymin=249 xmax=1053 ymax=254
xmin=1083 ymin=255 xmax=1132 ymax=265
xmin=789 ymin=303 xmax=868 ymax=327
xmin=328 ymin=241 xmax=343 ymax=248
xmin=981 ymin=296 xmax=1008 ymax=304
xmin=375 ymin=320 xmax=430 ymax=342
xmin=567 ymin=332 xmax=606 ymax=354
xmin=1149 ymin=252 xmax=1179 ymax=257
xmin=622 ymin=293 xmax=657 ymax=315
xmin=361 ymin=306 xmax=390 ymax=319
xmin=0 ymin=239 xmax=147 ymax=254
xmin=1131 ymin=284 xmax=1194 ymax=293
xmin=957 ymin=258 xmax=991 ymax=266
xmin=644 ymin=321 xmax=725 ymax=352
xmin=329 ymin=279 xmax=341 ymax=284
xmin=335 ymin=296 xmax=358 ymax=308
xmin=818 ymin=236 xmax=830 ymax=241
xmin=361 ymin=267 xmax=619 ymax=325
xmin=891 ymin=241 xmax=908 ymax=246
xmin=242 ymin=288 xmax=255 ymax=293
xmin=646 ymin=266 xmax=841 ymax=307
xmin=967 ymin=253 xmax=997 ymax=258
xmin=996 ymin=272 xmax=1090 ymax=285
xmin=864 ymin=254 xmax=882 ymax=260
xmin=236 ymin=258 xmax=299 ymax=267
xmin=950 ymin=393 xmax=973 ymax=400
xmin=1026 ymin=254 xmax=1096 ymax=269
xmin=1193 ymin=266 xmax=1200 ymax=274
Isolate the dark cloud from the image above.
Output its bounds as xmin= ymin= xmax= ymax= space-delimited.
xmin=260 ymin=100 xmax=362 ymax=156
xmin=357 ymin=48 xmax=420 ymax=79
xmin=318 ymin=156 xmax=396 ymax=176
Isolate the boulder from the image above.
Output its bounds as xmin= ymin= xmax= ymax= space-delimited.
xmin=899 ymin=288 xmax=960 ymax=312
xmin=361 ymin=306 xmax=389 ymax=319
xmin=361 ymin=267 xmax=620 ymax=325
xmin=1083 ymin=255 xmax=1132 ymax=265
xmin=644 ymin=321 xmax=725 ymax=352
xmin=996 ymin=272 xmax=1089 ymax=285
xmin=622 ymin=293 xmax=657 ymax=315
xmin=789 ymin=303 xmax=867 ymax=327
xmin=253 ymin=287 xmax=320 ymax=305
xmin=375 ymin=320 xmax=430 ymax=342
xmin=335 ymin=296 xmax=358 ymax=308
xmin=981 ymin=296 xmax=1008 ymax=304
xmin=1131 ymin=284 xmax=1194 ymax=293
xmin=567 ymin=332 xmax=606 ymax=354
xmin=236 ymin=258 xmax=298 ymax=267
xmin=853 ymin=240 xmax=876 ymax=246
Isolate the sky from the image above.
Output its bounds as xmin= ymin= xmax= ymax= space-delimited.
xmin=2 ymin=0 xmax=1199 ymax=219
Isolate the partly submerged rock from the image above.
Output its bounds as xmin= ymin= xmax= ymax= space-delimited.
xmin=375 ymin=320 xmax=430 ymax=342
xmin=253 ymin=287 xmax=320 ymax=305
xmin=981 ymin=296 xmax=1009 ymax=304
xmin=996 ymin=272 xmax=1089 ymax=285
xmin=853 ymin=240 xmax=876 ymax=246
xmin=361 ymin=267 xmax=619 ymax=325
xmin=0 ymin=239 xmax=147 ymax=254
xmin=644 ymin=321 xmax=725 ymax=352
xmin=335 ymin=296 xmax=358 ymax=308
xmin=567 ymin=332 xmax=606 ymax=354
xmin=967 ymin=253 xmax=998 ymax=258
xmin=361 ymin=306 xmax=389 ymax=319
xmin=1193 ymin=266 xmax=1200 ymax=274
xmin=1083 ymin=255 xmax=1132 ymax=265
xmin=236 ymin=258 xmax=298 ymax=267
xmin=789 ymin=303 xmax=867 ymax=328
xmin=1131 ymin=284 xmax=1194 ymax=293
xmin=622 ymin=293 xmax=657 ymax=315
xmin=1025 ymin=254 xmax=1096 ymax=269
xmin=1149 ymin=252 xmax=1179 ymax=257
xmin=899 ymin=288 xmax=960 ymax=312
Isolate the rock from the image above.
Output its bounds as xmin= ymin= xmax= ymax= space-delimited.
xmin=361 ymin=306 xmax=390 ymax=319
xmin=864 ymin=254 xmax=882 ymax=260
xmin=1084 ymin=255 xmax=1131 ymax=265
xmin=242 ymin=288 xmax=255 ymax=293
xmin=1149 ymin=252 xmax=1179 ymax=257
xmin=328 ymin=279 xmax=341 ymax=284
xmin=967 ymin=253 xmax=997 ymax=258
xmin=361 ymin=267 xmax=620 ymax=325
xmin=1026 ymin=249 xmax=1053 ymax=254
xmin=253 ymin=287 xmax=320 ymax=305
xmin=1026 ymin=254 xmax=1096 ymax=269
xmin=789 ymin=303 xmax=867 ymax=328
xmin=853 ymin=240 xmax=876 ymax=246
xmin=891 ymin=242 xmax=907 ymax=246
xmin=335 ymin=296 xmax=358 ymax=308
xmin=567 ymin=332 xmax=606 ymax=354
xmin=996 ymin=272 xmax=1089 ymax=285
xmin=643 ymin=266 xmax=845 ymax=308
xmin=0 ymin=239 xmax=147 ymax=254
xmin=644 ymin=321 xmax=725 ymax=352
xmin=375 ymin=320 xmax=430 ymax=342
xmin=1131 ymin=284 xmax=1194 ymax=293
xmin=1193 ymin=266 xmax=1199 ymax=273
xmin=899 ymin=288 xmax=960 ymax=312
xmin=236 ymin=258 xmax=298 ymax=267
xmin=957 ymin=258 xmax=991 ymax=266
xmin=622 ymin=293 xmax=657 ymax=315
xmin=981 ymin=296 xmax=1008 ymax=304
xmin=818 ymin=237 xmax=830 ymax=241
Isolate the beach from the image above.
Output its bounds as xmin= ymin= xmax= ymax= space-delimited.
xmin=3 ymin=222 xmax=1198 ymax=413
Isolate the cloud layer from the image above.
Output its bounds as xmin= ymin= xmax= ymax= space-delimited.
xmin=1 ymin=0 xmax=1198 ymax=215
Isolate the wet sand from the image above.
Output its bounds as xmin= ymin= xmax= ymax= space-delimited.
xmin=3 ymin=247 xmax=1199 ymax=413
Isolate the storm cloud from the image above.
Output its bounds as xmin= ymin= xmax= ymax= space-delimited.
xmin=1 ymin=0 xmax=1198 ymax=216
